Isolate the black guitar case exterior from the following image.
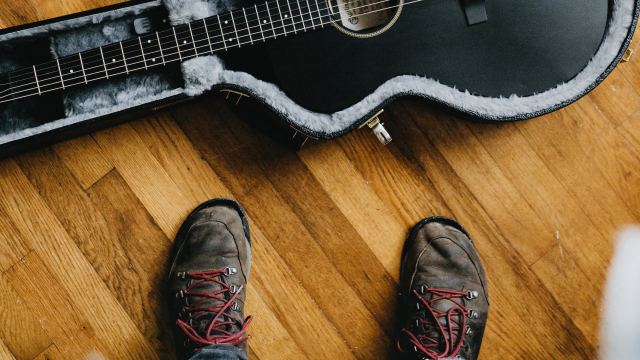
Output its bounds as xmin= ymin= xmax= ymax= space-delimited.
xmin=0 ymin=0 xmax=637 ymax=156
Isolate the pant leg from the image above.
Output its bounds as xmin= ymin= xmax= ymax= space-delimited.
xmin=187 ymin=345 xmax=248 ymax=360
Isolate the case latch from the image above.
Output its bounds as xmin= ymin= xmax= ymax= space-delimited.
xmin=359 ymin=109 xmax=391 ymax=145
xmin=622 ymin=47 xmax=634 ymax=63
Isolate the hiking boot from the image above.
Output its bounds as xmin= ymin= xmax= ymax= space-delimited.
xmin=167 ymin=199 xmax=253 ymax=360
xmin=397 ymin=216 xmax=489 ymax=360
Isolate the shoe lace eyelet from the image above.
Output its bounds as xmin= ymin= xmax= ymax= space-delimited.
xmin=224 ymin=267 xmax=238 ymax=276
xmin=465 ymin=290 xmax=478 ymax=300
xmin=468 ymin=309 xmax=478 ymax=319
xmin=176 ymin=271 xmax=187 ymax=279
xmin=176 ymin=290 xmax=185 ymax=298
xmin=230 ymin=285 xmax=238 ymax=294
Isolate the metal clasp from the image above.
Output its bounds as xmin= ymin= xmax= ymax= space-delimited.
xmin=621 ymin=41 xmax=634 ymax=63
xmin=358 ymin=109 xmax=392 ymax=145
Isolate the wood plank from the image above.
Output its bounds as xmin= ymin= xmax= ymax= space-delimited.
xmin=0 ymin=0 xmax=47 ymax=28
xmin=33 ymin=345 xmax=64 ymax=360
xmin=461 ymin=112 xmax=613 ymax=346
xmin=398 ymin=103 xmax=556 ymax=265
xmin=92 ymin=123 xmax=192 ymax=239
xmin=298 ymin=141 xmax=406 ymax=281
xmin=245 ymin=284 xmax=309 ymax=360
xmin=559 ymin=98 xmax=640 ymax=219
xmin=53 ymin=135 xmax=114 ymax=190
xmin=0 ymin=205 xmax=31 ymax=272
xmin=0 ymin=159 xmax=159 ymax=359
xmin=0 ymin=271 xmax=52 ymax=360
xmin=0 ymin=340 xmax=15 ymax=360
xmin=5 ymin=252 xmax=113 ymax=360
xmin=172 ymin=99 xmax=395 ymax=360
xmin=338 ymin=103 xmax=594 ymax=358
xmin=515 ymin=104 xmax=637 ymax=237
xmin=15 ymin=148 xmax=175 ymax=360
xmin=131 ymin=112 xmax=357 ymax=360
xmin=588 ymin=67 xmax=640 ymax=127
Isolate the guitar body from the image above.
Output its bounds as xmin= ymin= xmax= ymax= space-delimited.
xmin=266 ymin=0 xmax=609 ymax=112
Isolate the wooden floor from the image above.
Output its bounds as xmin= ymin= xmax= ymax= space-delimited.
xmin=1 ymin=1 xmax=640 ymax=359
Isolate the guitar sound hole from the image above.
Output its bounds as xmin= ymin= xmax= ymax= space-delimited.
xmin=331 ymin=0 xmax=400 ymax=35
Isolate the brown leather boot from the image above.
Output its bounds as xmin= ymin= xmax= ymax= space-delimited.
xmin=167 ymin=199 xmax=253 ymax=360
xmin=397 ymin=216 xmax=489 ymax=360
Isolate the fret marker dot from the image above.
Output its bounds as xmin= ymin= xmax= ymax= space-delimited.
xmin=263 ymin=20 xmax=267 ymax=23
xmin=225 ymin=20 xmax=228 ymax=24
xmin=152 ymin=58 xmax=156 ymax=62
xmin=70 ymin=69 xmax=73 ymax=73
xmin=112 ymin=59 xmax=116 ymax=62
xmin=148 ymin=40 xmax=151 ymax=43
xmin=285 ymin=14 xmax=288 ymax=17
xmin=228 ymin=38 xmax=233 ymax=41
xmin=183 ymin=40 xmax=187 ymax=44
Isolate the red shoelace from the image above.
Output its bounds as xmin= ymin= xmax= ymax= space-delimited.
xmin=397 ymin=287 xmax=471 ymax=359
xmin=176 ymin=270 xmax=253 ymax=350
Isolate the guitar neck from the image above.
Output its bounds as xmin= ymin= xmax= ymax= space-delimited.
xmin=0 ymin=0 xmax=334 ymax=104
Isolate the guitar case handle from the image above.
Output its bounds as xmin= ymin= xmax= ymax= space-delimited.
xmin=463 ymin=0 xmax=488 ymax=25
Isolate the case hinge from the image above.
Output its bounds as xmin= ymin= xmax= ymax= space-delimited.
xmin=359 ymin=109 xmax=392 ymax=145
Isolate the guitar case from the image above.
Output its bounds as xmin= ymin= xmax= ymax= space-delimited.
xmin=0 ymin=0 xmax=637 ymax=157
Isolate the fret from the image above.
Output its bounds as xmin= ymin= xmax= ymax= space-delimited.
xmin=304 ymin=0 xmax=316 ymax=29
xmin=78 ymin=53 xmax=88 ymax=84
xmin=138 ymin=37 xmax=148 ymax=68
xmin=230 ymin=10 xmax=241 ymax=48
xmin=255 ymin=5 xmax=266 ymax=41
xmin=203 ymin=18 xmax=214 ymax=53
xmin=156 ymin=32 xmax=166 ymax=65
xmin=119 ymin=42 xmax=129 ymax=73
xmin=138 ymin=34 xmax=162 ymax=68
xmin=295 ymin=0 xmax=307 ymax=31
xmin=319 ymin=0 xmax=333 ymax=25
xmin=173 ymin=24 xmax=198 ymax=60
xmin=217 ymin=15 xmax=228 ymax=51
xmin=102 ymin=43 xmax=126 ymax=76
xmin=34 ymin=61 xmax=63 ymax=91
xmin=58 ymin=54 xmax=85 ymax=87
xmin=32 ymin=66 xmax=41 ymax=95
xmin=312 ymin=0 xmax=324 ymax=27
xmin=158 ymin=29 xmax=181 ymax=63
xmin=284 ymin=0 xmax=297 ymax=34
xmin=99 ymin=47 xmax=109 ymax=79
xmin=275 ymin=0 xmax=288 ymax=36
xmin=79 ymin=48 xmax=109 ymax=82
xmin=243 ymin=8 xmax=254 ymax=44
xmin=188 ymin=23 xmax=199 ymax=56
xmin=219 ymin=13 xmax=240 ymax=48
xmin=173 ymin=27 xmax=183 ymax=61
xmin=56 ymin=59 xmax=65 ymax=89
xmin=265 ymin=1 xmax=278 ymax=38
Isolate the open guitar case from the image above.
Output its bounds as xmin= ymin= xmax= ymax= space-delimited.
xmin=0 ymin=0 xmax=637 ymax=156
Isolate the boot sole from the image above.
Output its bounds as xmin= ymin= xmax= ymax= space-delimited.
xmin=168 ymin=198 xmax=252 ymax=280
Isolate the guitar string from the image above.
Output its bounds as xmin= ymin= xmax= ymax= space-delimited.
xmin=0 ymin=0 xmax=384 ymax=85
xmin=0 ymin=0 xmax=328 ymax=84
xmin=2 ymin=0 xmax=337 ymax=82
xmin=1 ymin=0 xmax=391 ymax=86
xmin=0 ymin=0 xmax=415 ymax=102
xmin=3 ymin=0 xmax=394 ymax=83
xmin=0 ymin=10 xmax=335 ymax=98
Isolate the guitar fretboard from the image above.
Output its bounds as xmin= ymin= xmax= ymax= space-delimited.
xmin=0 ymin=0 xmax=334 ymax=104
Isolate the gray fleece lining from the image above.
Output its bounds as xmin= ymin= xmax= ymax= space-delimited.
xmin=0 ymin=0 xmax=635 ymax=145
